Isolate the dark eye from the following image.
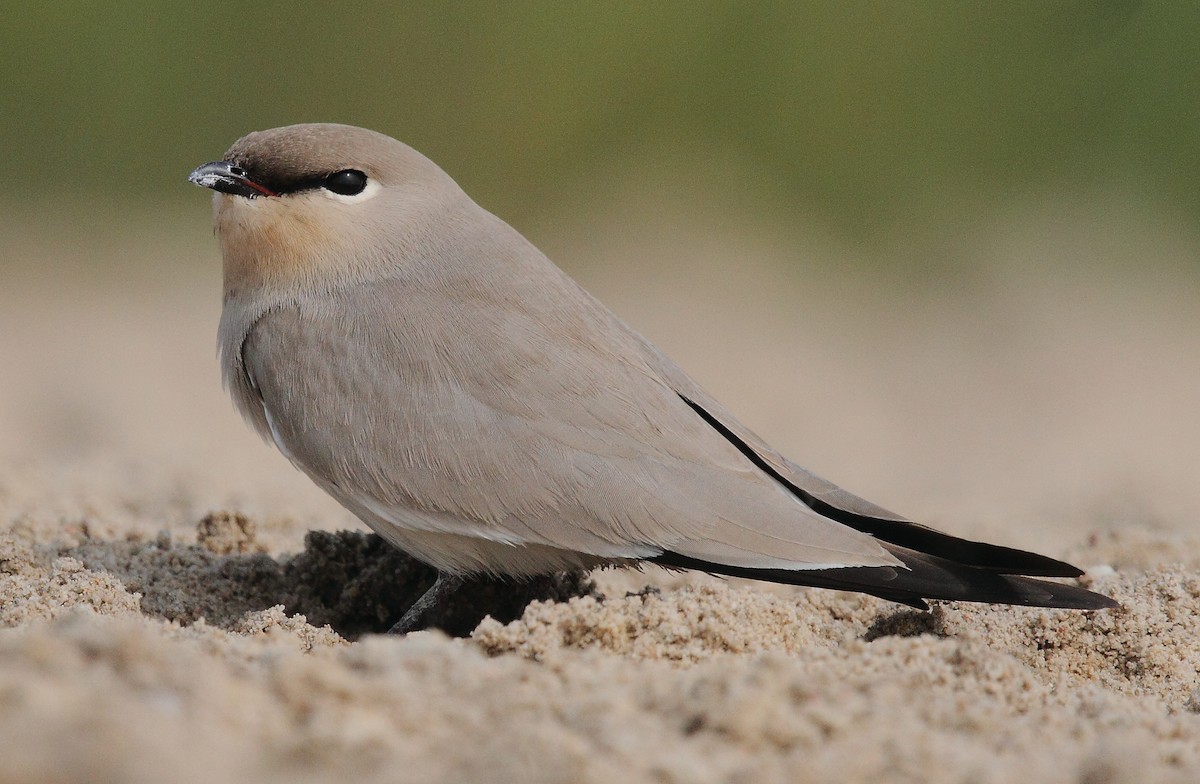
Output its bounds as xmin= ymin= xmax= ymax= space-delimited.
xmin=324 ymin=169 xmax=368 ymax=196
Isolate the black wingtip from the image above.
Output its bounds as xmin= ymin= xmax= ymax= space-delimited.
xmin=672 ymin=393 xmax=1119 ymax=610
xmin=820 ymin=520 xmax=1089 ymax=578
xmin=677 ymin=394 xmax=1090 ymax=578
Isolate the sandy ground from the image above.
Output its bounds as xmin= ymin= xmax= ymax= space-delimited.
xmin=1 ymin=197 xmax=1199 ymax=783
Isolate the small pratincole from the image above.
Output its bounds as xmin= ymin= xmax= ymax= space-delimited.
xmin=189 ymin=124 xmax=1116 ymax=632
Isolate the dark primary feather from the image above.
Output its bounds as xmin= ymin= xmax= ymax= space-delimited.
xmin=676 ymin=396 xmax=1118 ymax=610
xmin=653 ymin=546 xmax=1117 ymax=611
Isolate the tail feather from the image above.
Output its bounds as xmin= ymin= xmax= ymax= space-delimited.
xmin=652 ymin=544 xmax=1118 ymax=611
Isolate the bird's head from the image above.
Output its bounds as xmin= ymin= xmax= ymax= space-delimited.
xmin=189 ymin=123 xmax=460 ymax=298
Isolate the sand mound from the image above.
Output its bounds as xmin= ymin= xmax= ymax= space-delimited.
xmin=2 ymin=513 xmax=1199 ymax=784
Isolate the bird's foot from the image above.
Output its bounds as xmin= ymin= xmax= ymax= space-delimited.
xmin=387 ymin=573 xmax=465 ymax=634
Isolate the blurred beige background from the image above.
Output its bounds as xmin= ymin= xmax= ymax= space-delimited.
xmin=2 ymin=3 xmax=1197 ymax=555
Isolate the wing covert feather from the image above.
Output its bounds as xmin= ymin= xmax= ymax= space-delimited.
xmin=241 ymin=271 xmax=897 ymax=574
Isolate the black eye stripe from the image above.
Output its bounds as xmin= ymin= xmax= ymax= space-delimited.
xmin=229 ymin=165 xmax=369 ymax=196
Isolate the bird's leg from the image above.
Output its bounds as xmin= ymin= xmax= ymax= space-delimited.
xmin=388 ymin=572 xmax=465 ymax=634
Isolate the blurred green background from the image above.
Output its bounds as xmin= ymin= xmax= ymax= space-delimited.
xmin=1 ymin=1 xmax=1198 ymax=543
xmin=3 ymin=1 xmax=1197 ymax=262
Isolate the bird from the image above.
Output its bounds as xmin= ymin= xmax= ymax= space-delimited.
xmin=188 ymin=123 xmax=1116 ymax=632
